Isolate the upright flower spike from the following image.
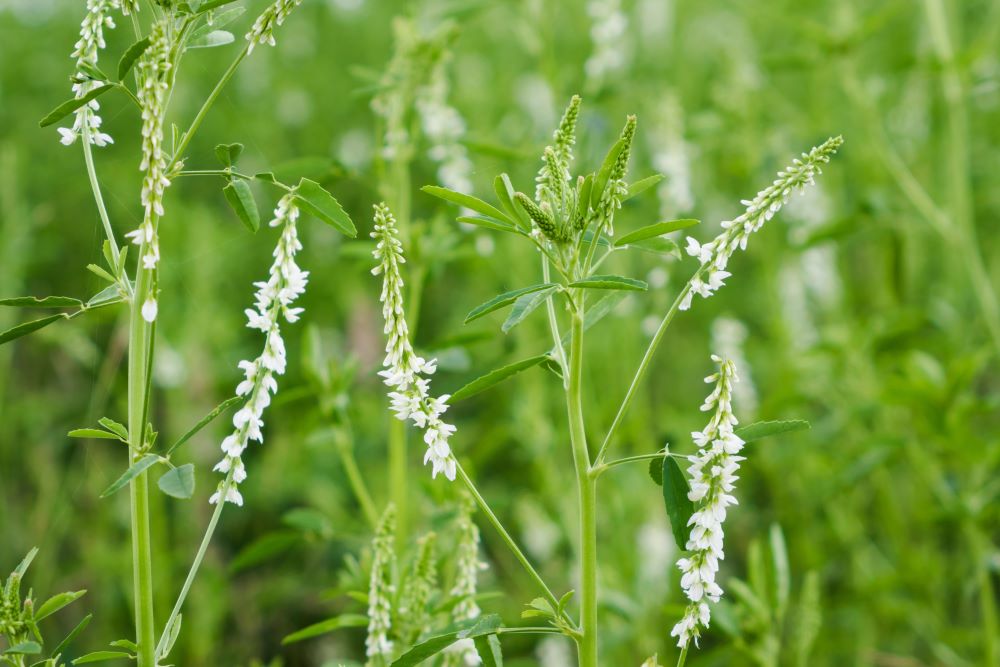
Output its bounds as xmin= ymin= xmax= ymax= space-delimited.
xmin=442 ymin=494 xmax=484 ymax=667
xmin=371 ymin=203 xmax=458 ymax=481
xmin=209 ymin=194 xmax=309 ymax=506
xmin=58 ymin=0 xmax=121 ymax=147
xmin=535 ymin=95 xmax=581 ymax=206
xmin=396 ymin=532 xmax=438 ymax=644
xmin=124 ymin=19 xmax=172 ymax=322
xmin=246 ymin=0 xmax=303 ymax=53
xmin=680 ymin=136 xmax=843 ymax=311
xmin=670 ymin=356 xmax=744 ymax=649
xmin=593 ymin=114 xmax=637 ymax=237
xmin=366 ymin=505 xmax=397 ymax=665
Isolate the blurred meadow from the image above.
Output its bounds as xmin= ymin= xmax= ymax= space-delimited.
xmin=1 ymin=0 xmax=999 ymax=665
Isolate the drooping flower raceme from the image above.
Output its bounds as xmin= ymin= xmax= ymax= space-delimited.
xmin=246 ymin=0 xmax=303 ymax=53
xmin=209 ymin=194 xmax=308 ymax=506
xmin=58 ymin=0 xmax=121 ymax=147
xmin=680 ymin=136 xmax=843 ymax=310
xmin=442 ymin=494 xmax=484 ymax=667
xmin=671 ymin=356 xmax=744 ymax=648
xmin=366 ymin=505 xmax=396 ymax=665
xmin=124 ymin=20 xmax=172 ymax=323
xmin=371 ymin=203 xmax=457 ymax=481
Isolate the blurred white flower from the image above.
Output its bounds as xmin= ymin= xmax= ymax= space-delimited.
xmin=58 ymin=0 xmax=119 ymax=147
xmin=246 ymin=0 xmax=303 ymax=53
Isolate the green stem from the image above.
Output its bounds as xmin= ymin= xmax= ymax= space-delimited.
xmin=128 ymin=248 xmax=156 ymax=667
xmin=388 ymin=419 xmax=408 ymax=545
xmin=454 ymin=461 xmax=568 ymax=624
xmin=167 ymin=46 xmax=248 ymax=171
xmin=591 ymin=452 xmax=673 ymax=478
xmin=80 ymin=115 xmax=121 ymax=272
xmin=542 ymin=257 xmax=568 ymax=382
xmin=566 ymin=311 xmax=597 ymax=667
xmin=333 ymin=429 xmax=379 ymax=530
xmin=153 ymin=482 xmax=228 ymax=660
xmin=594 ymin=280 xmax=694 ymax=464
xmin=676 ymin=645 xmax=689 ymax=667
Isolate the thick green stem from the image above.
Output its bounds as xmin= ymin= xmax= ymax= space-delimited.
xmin=566 ymin=311 xmax=597 ymax=667
xmin=128 ymin=248 xmax=156 ymax=667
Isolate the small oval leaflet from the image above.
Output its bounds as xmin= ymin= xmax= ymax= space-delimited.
xmin=222 ymin=180 xmax=260 ymax=232
xmin=464 ymin=283 xmax=558 ymax=323
xmin=158 ymin=464 xmax=196 ymax=499
xmin=39 ymin=84 xmax=117 ymax=128
xmin=662 ymin=455 xmax=695 ymax=551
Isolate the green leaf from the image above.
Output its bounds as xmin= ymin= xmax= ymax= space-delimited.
xmin=52 ymin=613 xmax=93 ymax=657
xmin=648 ymin=455 xmax=666 ymax=485
xmin=195 ymin=0 xmax=242 ymax=11
xmin=39 ymin=84 xmax=117 ymax=127
xmin=294 ymin=178 xmax=357 ymax=237
xmin=68 ymin=428 xmax=125 ymax=442
xmin=624 ymin=174 xmax=664 ymax=200
xmin=100 ymin=455 xmax=160 ymax=498
xmin=157 ymin=614 xmax=181 ymax=661
xmin=456 ymin=216 xmax=520 ymax=234
xmin=108 ymin=640 xmax=137 ymax=652
xmin=14 ymin=547 xmax=38 ymax=578
xmin=188 ymin=29 xmax=235 ymax=49
xmin=35 ymin=589 xmax=86 ymax=621
xmin=465 ymin=284 xmax=557 ymax=323
xmin=451 ymin=354 xmax=549 ymax=402
xmin=281 ymin=613 xmax=369 ymax=644
xmin=197 ymin=4 xmax=245 ymax=27
xmin=0 ymin=314 xmax=67 ymax=346
xmin=97 ymin=418 xmax=129 ymax=440
xmin=391 ymin=615 xmax=503 ymax=666
xmin=165 ymin=395 xmax=242 ymax=456
xmin=0 ymin=296 xmax=82 ymax=308
xmin=474 ymin=634 xmax=503 ymax=667
xmin=494 ymin=174 xmax=530 ymax=230
xmin=569 ymin=275 xmax=648 ymax=291
xmin=627 ymin=236 xmax=681 ymax=257
xmin=117 ymin=37 xmax=150 ymax=80
xmin=662 ymin=456 xmax=695 ymax=551
xmin=214 ymin=142 xmax=244 ymax=166
xmin=86 ymin=284 xmax=126 ymax=308
xmin=223 ymin=180 xmax=260 ymax=232
xmin=502 ymin=286 xmax=558 ymax=333
xmin=591 ymin=138 xmax=625 ymax=207
xmin=421 ymin=185 xmax=514 ymax=225
xmin=735 ymin=420 xmax=811 ymax=442
xmin=4 ymin=642 xmax=41 ymax=655
xmin=72 ymin=651 xmax=132 ymax=664
xmin=614 ymin=219 xmax=700 ymax=247
xmin=157 ymin=464 xmax=196 ymax=499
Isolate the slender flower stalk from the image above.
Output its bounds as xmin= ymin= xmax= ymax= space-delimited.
xmin=210 ymin=194 xmax=309 ymax=506
xmin=58 ymin=0 xmax=120 ymax=147
xmin=366 ymin=505 xmax=397 ymax=666
xmin=371 ymin=202 xmax=457 ymax=481
xmin=680 ymin=137 xmax=843 ymax=310
xmin=671 ymin=356 xmax=744 ymax=649
xmin=442 ymin=494 xmax=484 ymax=667
xmin=246 ymin=0 xmax=304 ymax=53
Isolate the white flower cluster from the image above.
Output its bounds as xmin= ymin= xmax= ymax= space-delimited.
xmin=443 ymin=496 xmax=484 ymax=667
xmin=680 ymin=136 xmax=843 ymax=311
xmin=366 ymin=505 xmax=396 ymax=663
xmin=585 ymin=0 xmax=629 ymax=86
xmin=125 ymin=20 xmax=172 ymax=323
xmin=416 ymin=56 xmax=473 ymax=195
xmin=58 ymin=0 xmax=121 ymax=147
xmin=371 ymin=203 xmax=457 ymax=482
xmin=246 ymin=0 xmax=303 ymax=53
xmin=670 ymin=356 xmax=743 ymax=649
xmin=209 ymin=194 xmax=308 ymax=506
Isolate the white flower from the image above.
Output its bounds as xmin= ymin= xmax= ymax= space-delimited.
xmin=58 ymin=0 xmax=120 ymax=147
xmin=415 ymin=51 xmax=473 ymax=195
xmin=372 ymin=203 xmax=458 ymax=481
xmin=246 ymin=0 xmax=303 ymax=53
xmin=670 ymin=356 xmax=744 ymax=649
xmin=141 ymin=297 xmax=158 ymax=323
xmin=210 ymin=194 xmax=309 ymax=505
xmin=679 ymin=137 xmax=843 ymax=311
xmin=585 ymin=0 xmax=630 ymax=88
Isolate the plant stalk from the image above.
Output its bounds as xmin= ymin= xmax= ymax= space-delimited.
xmin=566 ymin=310 xmax=597 ymax=667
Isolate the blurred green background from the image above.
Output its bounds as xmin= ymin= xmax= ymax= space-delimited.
xmin=1 ymin=0 xmax=998 ymax=665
